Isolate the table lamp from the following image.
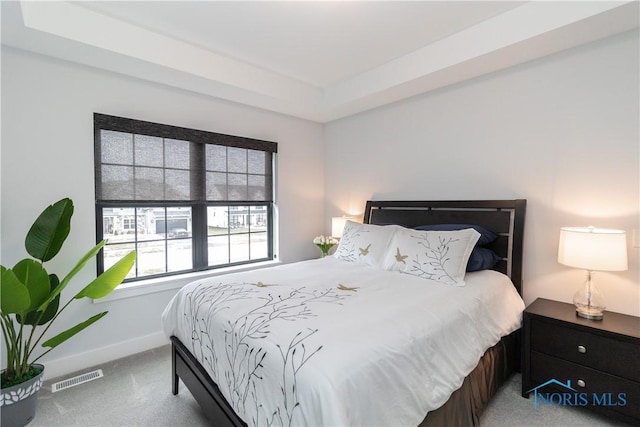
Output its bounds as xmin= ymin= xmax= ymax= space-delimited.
xmin=332 ymin=216 xmax=357 ymax=239
xmin=557 ymin=226 xmax=628 ymax=320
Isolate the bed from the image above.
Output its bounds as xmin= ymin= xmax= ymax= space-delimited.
xmin=163 ymin=199 xmax=527 ymax=426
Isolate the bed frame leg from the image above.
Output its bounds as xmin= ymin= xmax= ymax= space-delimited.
xmin=171 ymin=341 xmax=179 ymax=395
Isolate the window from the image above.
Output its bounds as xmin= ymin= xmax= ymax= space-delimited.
xmin=94 ymin=113 xmax=277 ymax=281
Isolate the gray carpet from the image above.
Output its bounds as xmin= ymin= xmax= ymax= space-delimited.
xmin=30 ymin=345 xmax=625 ymax=426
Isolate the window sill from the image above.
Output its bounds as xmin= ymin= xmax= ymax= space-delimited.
xmin=94 ymin=260 xmax=282 ymax=304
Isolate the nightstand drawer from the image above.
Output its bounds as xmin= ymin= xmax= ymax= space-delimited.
xmin=531 ymin=352 xmax=640 ymax=420
xmin=531 ymin=318 xmax=640 ymax=382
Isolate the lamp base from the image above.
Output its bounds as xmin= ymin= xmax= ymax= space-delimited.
xmin=575 ymin=306 xmax=604 ymax=321
xmin=573 ymin=270 xmax=605 ymax=321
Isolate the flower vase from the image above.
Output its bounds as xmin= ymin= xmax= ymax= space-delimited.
xmin=315 ymin=244 xmax=333 ymax=258
xmin=313 ymin=236 xmax=337 ymax=259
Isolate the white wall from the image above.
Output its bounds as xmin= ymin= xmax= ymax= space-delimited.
xmin=325 ymin=30 xmax=640 ymax=316
xmin=0 ymin=47 xmax=325 ymax=378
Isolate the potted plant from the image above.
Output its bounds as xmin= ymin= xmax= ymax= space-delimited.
xmin=1 ymin=198 xmax=136 ymax=426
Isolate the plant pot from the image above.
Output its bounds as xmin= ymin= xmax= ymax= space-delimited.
xmin=1 ymin=365 xmax=44 ymax=427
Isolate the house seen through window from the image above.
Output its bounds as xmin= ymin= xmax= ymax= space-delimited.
xmin=94 ymin=113 xmax=277 ymax=281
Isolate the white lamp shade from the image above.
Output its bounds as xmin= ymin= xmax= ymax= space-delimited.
xmin=332 ymin=216 xmax=357 ymax=238
xmin=331 ymin=217 xmax=348 ymax=238
xmin=558 ymin=227 xmax=628 ymax=271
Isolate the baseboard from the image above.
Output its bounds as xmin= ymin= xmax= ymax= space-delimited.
xmin=41 ymin=332 xmax=170 ymax=381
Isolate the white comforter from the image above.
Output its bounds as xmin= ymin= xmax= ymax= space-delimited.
xmin=162 ymin=257 xmax=524 ymax=426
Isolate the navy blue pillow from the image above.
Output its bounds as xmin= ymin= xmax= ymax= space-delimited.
xmin=467 ymin=247 xmax=502 ymax=272
xmin=414 ymin=224 xmax=498 ymax=246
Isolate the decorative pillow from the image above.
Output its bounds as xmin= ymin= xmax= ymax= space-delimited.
xmin=384 ymin=227 xmax=481 ymax=286
xmin=467 ymin=247 xmax=502 ymax=272
xmin=414 ymin=224 xmax=498 ymax=246
xmin=333 ymin=221 xmax=397 ymax=267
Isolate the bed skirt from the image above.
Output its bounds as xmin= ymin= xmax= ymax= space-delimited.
xmin=171 ymin=329 xmax=519 ymax=427
xmin=420 ymin=329 xmax=519 ymax=427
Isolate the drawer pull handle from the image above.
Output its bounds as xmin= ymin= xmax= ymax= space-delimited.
xmin=577 ymin=379 xmax=586 ymax=388
xmin=577 ymin=345 xmax=587 ymax=354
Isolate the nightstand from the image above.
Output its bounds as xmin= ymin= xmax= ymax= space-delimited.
xmin=522 ymin=298 xmax=640 ymax=425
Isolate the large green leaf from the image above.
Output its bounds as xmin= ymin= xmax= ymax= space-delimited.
xmin=12 ymin=259 xmax=50 ymax=311
xmin=25 ymin=198 xmax=73 ymax=262
xmin=41 ymin=311 xmax=108 ymax=349
xmin=75 ymin=251 xmax=136 ymax=300
xmin=37 ymin=241 xmax=106 ymax=312
xmin=19 ymin=274 xmax=60 ymax=326
xmin=0 ymin=266 xmax=30 ymax=314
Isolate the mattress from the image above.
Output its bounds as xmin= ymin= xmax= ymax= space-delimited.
xmin=162 ymin=257 xmax=525 ymax=426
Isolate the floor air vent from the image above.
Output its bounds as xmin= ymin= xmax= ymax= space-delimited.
xmin=51 ymin=369 xmax=104 ymax=393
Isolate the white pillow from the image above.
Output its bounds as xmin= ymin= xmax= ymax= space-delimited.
xmin=334 ymin=221 xmax=396 ymax=268
xmin=383 ymin=227 xmax=481 ymax=286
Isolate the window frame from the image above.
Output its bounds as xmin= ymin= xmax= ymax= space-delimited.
xmin=94 ymin=113 xmax=277 ymax=282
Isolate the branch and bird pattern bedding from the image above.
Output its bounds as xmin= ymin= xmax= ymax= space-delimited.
xmin=162 ymin=257 xmax=524 ymax=426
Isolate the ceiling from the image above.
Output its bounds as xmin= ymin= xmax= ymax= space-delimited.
xmin=2 ymin=1 xmax=638 ymax=123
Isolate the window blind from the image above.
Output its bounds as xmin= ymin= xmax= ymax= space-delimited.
xmin=94 ymin=113 xmax=277 ymax=204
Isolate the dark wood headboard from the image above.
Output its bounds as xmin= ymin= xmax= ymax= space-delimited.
xmin=363 ymin=199 xmax=526 ymax=295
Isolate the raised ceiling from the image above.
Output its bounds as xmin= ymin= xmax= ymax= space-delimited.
xmin=2 ymin=1 xmax=638 ymax=123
